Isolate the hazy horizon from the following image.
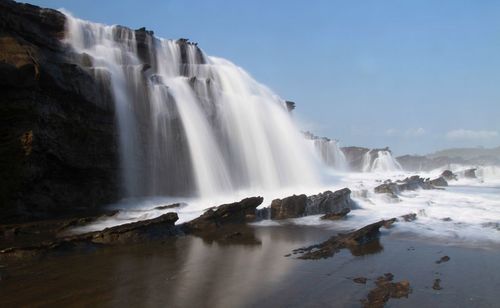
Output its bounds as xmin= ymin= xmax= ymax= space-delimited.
xmin=25 ymin=0 xmax=500 ymax=155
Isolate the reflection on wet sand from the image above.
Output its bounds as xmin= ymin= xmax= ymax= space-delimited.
xmin=1 ymin=225 xmax=500 ymax=307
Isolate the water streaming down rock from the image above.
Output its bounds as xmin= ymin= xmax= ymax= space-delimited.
xmin=63 ymin=13 xmax=321 ymax=198
xmin=311 ymin=138 xmax=348 ymax=171
xmin=362 ymin=150 xmax=403 ymax=172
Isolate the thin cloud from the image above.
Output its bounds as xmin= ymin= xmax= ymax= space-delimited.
xmin=446 ymin=129 xmax=498 ymax=140
xmin=385 ymin=128 xmax=426 ymax=137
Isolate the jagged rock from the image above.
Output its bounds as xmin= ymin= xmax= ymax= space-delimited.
xmin=374 ymin=175 xmax=445 ymax=197
xmin=320 ymin=208 xmax=350 ymax=220
xmin=270 ymin=188 xmax=354 ymax=220
xmin=463 ymin=168 xmax=477 ymax=178
xmin=374 ymin=182 xmax=399 ymax=197
xmin=154 ymin=202 xmax=187 ymax=210
xmin=428 ymin=177 xmax=448 ymax=187
xmin=292 ymin=218 xmax=396 ymax=259
xmin=183 ymin=197 xmax=263 ymax=233
xmin=362 ymin=273 xmax=411 ymax=308
xmin=306 ymin=188 xmax=354 ymax=215
xmin=0 ymin=212 xmax=179 ymax=260
xmin=441 ymin=170 xmax=457 ymax=181
xmin=270 ymin=194 xmax=308 ymax=220
xmin=90 ymin=212 xmax=179 ymax=244
xmin=1 ymin=196 xmax=268 ymax=260
xmin=285 ymin=100 xmax=296 ymax=112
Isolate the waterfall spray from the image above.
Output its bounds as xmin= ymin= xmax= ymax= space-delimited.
xmin=63 ymin=13 xmax=321 ymax=198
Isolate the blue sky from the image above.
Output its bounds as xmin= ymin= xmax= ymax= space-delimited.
xmin=26 ymin=0 xmax=500 ymax=155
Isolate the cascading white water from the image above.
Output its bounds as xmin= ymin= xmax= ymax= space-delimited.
xmin=362 ymin=150 xmax=402 ymax=172
xmin=63 ymin=13 xmax=321 ymax=198
xmin=310 ymin=138 xmax=348 ymax=171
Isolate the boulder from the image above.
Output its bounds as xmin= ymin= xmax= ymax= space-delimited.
xmin=270 ymin=188 xmax=355 ymax=220
xmin=441 ymin=170 xmax=457 ymax=181
xmin=374 ymin=182 xmax=399 ymax=197
xmin=270 ymin=194 xmax=307 ymax=220
xmin=428 ymin=176 xmax=448 ymax=187
xmin=306 ymin=188 xmax=354 ymax=216
xmin=183 ymin=197 xmax=263 ymax=233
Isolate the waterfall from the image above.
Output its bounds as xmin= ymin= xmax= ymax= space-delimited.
xmin=63 ymin=13 xmax=321 ymax=198
xmin=362 ymin=150 xmax=402 ymax=172
xmin=310 ymin=138 xmax=348 ymax=171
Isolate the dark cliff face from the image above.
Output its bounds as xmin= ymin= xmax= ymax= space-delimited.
xmin=0 ymin=0 xmax=120 ymax=222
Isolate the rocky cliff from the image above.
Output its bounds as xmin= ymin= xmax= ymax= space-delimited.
xmin=0 ymin=0 xmax=119 ymax=222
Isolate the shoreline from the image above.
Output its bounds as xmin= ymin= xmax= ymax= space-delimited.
xmin=1 ymin=224 xmax=499 ymax=307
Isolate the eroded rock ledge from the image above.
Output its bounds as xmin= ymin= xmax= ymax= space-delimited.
xmin=374 ymin=175 xmax=448 ymax=198
xmin=0 ymin=197 xmax=264 ymax=260
xmin=292 ymin=218 xmax=396 ymax=260
xmin=264 ymin=188 xmax=354 ymax=220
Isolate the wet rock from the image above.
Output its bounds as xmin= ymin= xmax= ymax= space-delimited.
xmin=270 ymin=188 xmax=354 ymax=220
xmin=270 ymin=194 xmax=307 ymax=220
xmin=400 ymin=213 xmax=417 ymax=222
xmin=374 ymin=182 xmax=399 ymax=197
xmin=436 ymin=255 xmax=450 ymax=264
xmin=463 ymin=168 xmax=477 ymax=178
xmin=432 ymin=278 xmax=442 ymax=290
xmin=90 ymin=212 xmax=179 ymax=244
xmin=0 ymin=212 xmax=180 ymax=260
xmin=362 ymin=273 xmax=411 ymax=308
xmin=320 ymin=208 xmax=350 ymax=220
xmin=0 ymin=210 xmax=118 ymax=248
xmin=374 ymin=175 xmax=445 ymax=197
xmin=442 ymin=217 xmax=452 ymax=222
xmin=154 ymin=202 xmax=187 ymax=210
xmin=441 ymin=170 xmax=457 ymax=181
xmin=285 ymin=100 xmax=296 ymax=112
xmin=306 ymin=188 xmax=354 ymax=216
xmin=183 ymin=197 xmax=263 ymax=233
xmin=428 ymin=176 xmax=448 ymax=187
xmin=353 ymin=277 xmax=368 ymax=284
xmin=383 ymin=219 xmax=396 ymax=228
xmin=292 ymin=218 xmax=396 ymax=259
